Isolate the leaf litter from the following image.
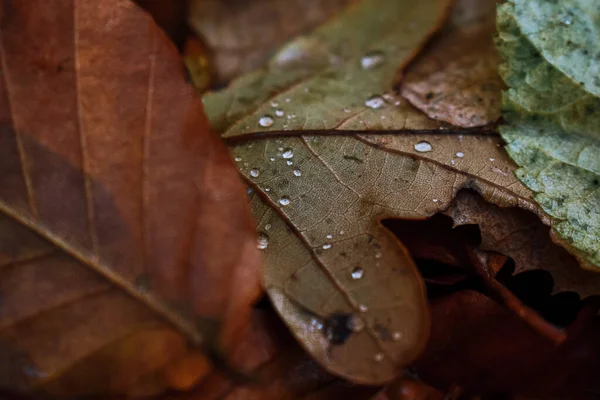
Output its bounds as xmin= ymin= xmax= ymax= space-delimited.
xmin=200 ymin=0 xmax=600 ymax=389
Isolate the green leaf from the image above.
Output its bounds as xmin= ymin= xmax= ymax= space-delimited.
xmin=497 ymin=1 xmax=600 ymax=267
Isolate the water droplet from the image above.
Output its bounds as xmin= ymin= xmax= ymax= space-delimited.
xmin=456 ymin=151 xmax=464 ymax=158
xmin=346 ymin=314 xmax=365 ymax=332
xmin=234 ymin=156 xmax=242 ymax=162
xmin=343 ymin=107 xmax=351 ymax=113
xmin=489 ymin=157 xmax=495 ymax=162
xmin=286 ymin=160 xmax=293 ymax=166
xmin=374 ymin=252 xmax=382 ymax=259
xmin=270 ymin=157 xmax=276 ymax=161
xmin=326 ymin=234 xmax=333 ymax=239
xmin=451 ymin=159 xmax=456 ymax=165
xmin=374 ymin=353 xmax=384 ymax=362
xmin=247 ymin=188 xmax=254 ymax=195
xmin=392 ymin=331 xmax=403 ymax=341
xmin=323 ymin=243 xmax=332 ymax=250
xmin=259 ymin=115 xmax=274 ymax=127
xmin=257 ymin=232 xmax=269 ymax=249
xmin=293 ymin=168 xmax=302 ymax=177
xmin=365 ymin=95 xmax=385 ymax=109
xmin=351 ymin=267 xmax=364 ymax=280
xmin=285 ymin=98 xmax=291 ymax=103
xmin=433 ymin=199 xmax=439 ymax=203
xmin=275 ymin=109 xmax=285 ymax=117
xmin=308 ymin=318 xmax=324 ymax=332
xmin=359 ymin=304 xmax=368 ymax=312
xmin=270 ymin=100 xmax=279 ymax=107
xmin=282 ymin=148 xmax=294 ymax=159
xmin=250 ymin=168 xmax=260 ymax=178
xmin=265 ymin=223 xmax=271 ymax=231
xmin=265 ymin=187 xmax=271 ymax=192
xmin=279 ymin=196 xmax=290 ymax=206
xmin=278 ymin=147 xmax=284 ymax=151
xmin=339 ymin=230 xmax=345 ymax=235
xmin=414 ymin=141 xmax=432 ymax=153
xmin=360 ymin=51 xmax=385 ymax=69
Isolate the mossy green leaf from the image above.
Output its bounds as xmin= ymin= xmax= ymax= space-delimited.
xmin=497 ymin=1 xmax=600 ymax=267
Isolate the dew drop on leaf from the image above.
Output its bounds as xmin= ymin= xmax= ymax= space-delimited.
xmin=259 ymin=115 xmax=274 ymax=127
xmin=323 ymin=243 xmax=332 ymax=250
xmin=456 ymin=151 xmax=464 ymax=158
xmin=279 ymin=196 xmax=291 ymax=206
xmin=351 ymin=266 xmax=364 ymax=280
xmin=250 ymin=168 xmax=260 ymax=178
xmin=282 ymin=148 xmax=294 ymax=159
xmin=275 ymin=109 xmax=285 ymax=117
xmin=360 ymin=50 xmax=385 ymax=69
xmin=293 ymin=168 xmax=302 ymax=177
xmin=365 ymin=95 xmax=385 ymax=109
xmin=257 ymin=232 xmax=269 ymax=250
xmin=414 ymin=141 xmax=433 ymax=152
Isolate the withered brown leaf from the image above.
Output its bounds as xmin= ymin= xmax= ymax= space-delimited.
xmin=400 ymin=0 xmax=502 ymax=127
xmin=0 ymin=0 xmax=260 ymax=396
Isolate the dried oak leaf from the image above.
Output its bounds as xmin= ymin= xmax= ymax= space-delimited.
xmin=443 ymin=190 xmax=600 ymax=298
xmin=200 ymin=0 xmax=578 ymax=386
xmin=189 ymin=0 xmax=355 ymax=84
xmin=400 ymin=0 xmax=503 ymax=128
xmin=0 ymin=0 xmax=260 ymax=397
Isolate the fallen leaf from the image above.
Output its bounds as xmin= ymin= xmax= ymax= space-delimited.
xmin=134 ymin=0 xmax=189 ymax=48
xmin=0 ymin=0 xmax=260 ymax=396
xmin=200 ymin=0 xmax=582 ymax=386
xmin=401 ymin=0 xmax=503 ymax=127
xmin=189 ymin=0 xmax=355 ymax=84
xmin=414 ymin=290 xmax=600 ymax=398
xmin=496 ymin=1 xmax=600 ymax=269
xmin=443 ymin=190 xmax=600 ymax=298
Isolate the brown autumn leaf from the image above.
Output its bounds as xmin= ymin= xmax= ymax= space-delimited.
xmin=200 ymin=0 xmax=599 ymax=386
xmin=0 ymin=0 xmax=260 ymax=397
xmin=134 ymin=0 xmax=189 ymax=48
xmin=189 ymin=0 xmax=355 ymax=84
xmin=400 ymin=0 xmax=502 ymax=127
xmin=414 ymin=290 xmax=600 ymax=398
xmin=169 ymin=306 xmax=379 ymax=400
xmin=443 ymin=190 xmax=600 ymax=298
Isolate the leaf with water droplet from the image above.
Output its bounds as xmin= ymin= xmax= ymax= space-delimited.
xmin=202 ymin=0 xmax=599 ymax=388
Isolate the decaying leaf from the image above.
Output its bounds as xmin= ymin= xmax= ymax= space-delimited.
xmin=414 ymin=290 xmax=600 ymax=398
xmin=401 ymin=0 xmax=503 ymax=128
xmin=0 ymin=0 xmax=260 ymax=396
xmin=497 ymin=1 xmax=600 ymax=268
xmin=189 ymin=0 xmax=355 ymax=84
xmin=443 ymin=190 xmax=600 ymax=298
xmin=200 ymin=0 xmax=588 ymax=385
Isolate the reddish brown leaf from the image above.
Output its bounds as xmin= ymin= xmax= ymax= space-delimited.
xmin=400 ymin=0 xmax=502 ymax=127
xmin=415 ymin=291 xmax=600 ymax=398
xmin=0 ymin=0 xmax=260 ymax=396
